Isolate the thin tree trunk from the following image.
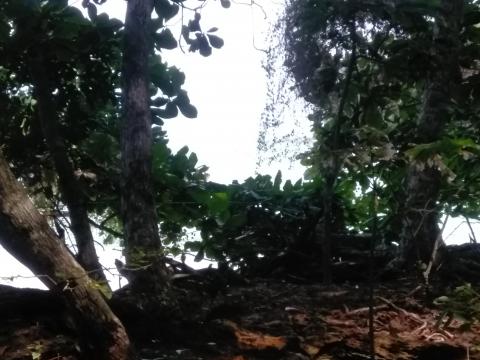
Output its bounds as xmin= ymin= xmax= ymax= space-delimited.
xmin=30 ymin=58 xmax=110 ymax=291
xmin=0 ymin=151 xmax=133 ymax=360
xmin=401 ymin=0 xmax=463 ymax=266
xmin=320 ymin=22 xmax=357 ymax=284
xmin=121 ymin=0 xmax=168 ymax=290
xmin=321 ymin=177 xmax=334 ymax=284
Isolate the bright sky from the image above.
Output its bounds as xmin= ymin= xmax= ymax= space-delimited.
xmin=91 ymin=0 xmax=294 ymax=183
xmin=0 ymin=1 xmax=476 ymax=290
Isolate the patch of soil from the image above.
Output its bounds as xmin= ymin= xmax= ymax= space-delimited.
xmin=1 ymin=276 xmax=479 ymax=360
xmin=156 ymin=278 xmax=479 ymax=360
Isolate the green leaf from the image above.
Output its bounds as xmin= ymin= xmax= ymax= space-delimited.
xmin=207 ymin=34 xmax=224 ymax=49
xmin=283 ymin=180 xmax=293 ymax=192
xmin=150 ymin=60 xmax=168 ymax=88
xmin=294 ymin=179 xmax=303 ymax=188
xmin=87 ymin=3 xmax=97 ymax=20
xmin=151 ymin=97 xmax=169 ymax=107
xmin=174 ymin=90 xmax=197 ymax=118
xmin=188 ymin=152 xmax=198 ymax=167
xmin=154 ymin=28 xmax=177 ymax=50
xmin=152 ymin=102 xmax=178 ymax=119
xmin=152 ymin=115 xmax=164 ymax=126
xmin=151 ymin=63 xmax=186 ymax=97
xmin=175 ymin=89 xmax=189 ymax=103
xmin=184 ymin=240 xmax=203 ymax=252
xmin=188 ymin=188 xmax=211 ymax=204
xmin=43 ymin=0 xmax=69 ymax=10
xmin=196 ymin=33 xmax=212 ymax=57
xmin=154 ymin=0 xmax=179 ymax=22
xmin=215 ymin=209 xmax=231 ymax=226
xmin=224 ymin=213 xmax=247 ymax=229
xmin=152 ymin=142 xmax=171 ymax=167
xmin=194 ymin=249 xmax=205 ymax=262
xmin=208 ymin=192 xmax=229 ymax=214
xmin=188 ymin=13 xmax=201 ymax=32
xmin=177 ymin=145 xmax=189 ymax=157
xmin=273 ymin=170 xmax=282 ymax=191
xmin=178 ymin=102 xmax=197 ymax=118
xmin=6 ymin=0 xmax=41 ymax=15
xmin=220 ymin=0 xmax=231 ymax=8
xmin=364 ymin=104 xmax=383 ymax=129
xmin=52 ymin=7 xmax=91 ymax=39
xmin=168 ymin=66 xmax=186 ymax=88
xmin=152 ymin=123 xmax=165 ymax=134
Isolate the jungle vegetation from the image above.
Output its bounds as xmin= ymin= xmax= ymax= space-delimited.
xmin=1 ymin=0 xmax=480 ymax=358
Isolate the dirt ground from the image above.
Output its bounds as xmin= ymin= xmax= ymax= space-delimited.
xmin=1 ymin=275 xmax=479 ymax=360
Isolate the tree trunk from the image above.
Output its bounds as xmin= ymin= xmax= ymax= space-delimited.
xmin=30 ymin=58 xmax=110 ymax=291
xmin=0 ymin=151 xmax=133 ymax=360
xmin=121 ymin=0 xmax=168 ymax=291
xmin=401 ymin=0 xmax=463 ymax=266
xmin=320 ymin=23 xmax=357 ymax=284
xmin=321 ymin=177 xmax=334 ymax=284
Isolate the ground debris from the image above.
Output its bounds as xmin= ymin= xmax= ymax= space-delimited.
xmin=1 ymin=277 xmax=480 ymax=359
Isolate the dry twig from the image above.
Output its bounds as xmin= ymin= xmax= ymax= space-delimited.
xmin=376 ymin=296 xmax=424 ymax=324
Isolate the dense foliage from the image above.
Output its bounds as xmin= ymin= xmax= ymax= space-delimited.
xmin=2 ymin=0 xmax=480 ymax=283
xmin=276 ymin=0 xmax=480 ymax=264
xmin=0 ymin=0 xmax=352 ymax=277
xmin=0 ymin=0 xmax=223 ymax=265
xmin=3 ymin=1 xmax=480 ymax=358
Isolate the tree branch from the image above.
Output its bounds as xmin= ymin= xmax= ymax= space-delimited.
xmin=89 ymin=218 xmax=123 ymax=239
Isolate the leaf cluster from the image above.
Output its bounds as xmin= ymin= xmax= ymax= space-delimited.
xmin=181 ymin=172 xmax=350 ymax=273
xmin=281 ymin=0 xmax=480 ymax=239
xmin=0 ymin=0 xmax=221 ymax=249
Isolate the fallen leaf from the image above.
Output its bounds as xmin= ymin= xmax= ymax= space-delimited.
xmin=222 ymin=320 xmax=287 ymax=351
xmin=290 ymin=312 xmax=310 ymax=326
xmin=300 ymin=343 xmax=320 ymax=356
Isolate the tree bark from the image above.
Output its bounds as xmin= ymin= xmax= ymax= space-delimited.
xmin=320 ymin=22 xmax=357 ymax=284
xmin=121 ymin=0 xmax=168 ymax=290
xmin=30 ymin=57 xmax=110 ymax=291
xmin=401 ymin=0 xmax=463 ymax=266
xmin=0 ymin=151 xmax=133 ymax=360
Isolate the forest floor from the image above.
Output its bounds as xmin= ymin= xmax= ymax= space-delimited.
xmin=1 ymin=274 xmax=479 ymax=360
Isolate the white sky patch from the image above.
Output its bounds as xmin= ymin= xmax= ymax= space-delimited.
xmin=162 ymin=2 xmax=287 ymax=183
xmin=0 ymin=244 xmax=119 ymax=290
xmin=71 ymin=0 xmax=286 ymax=183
